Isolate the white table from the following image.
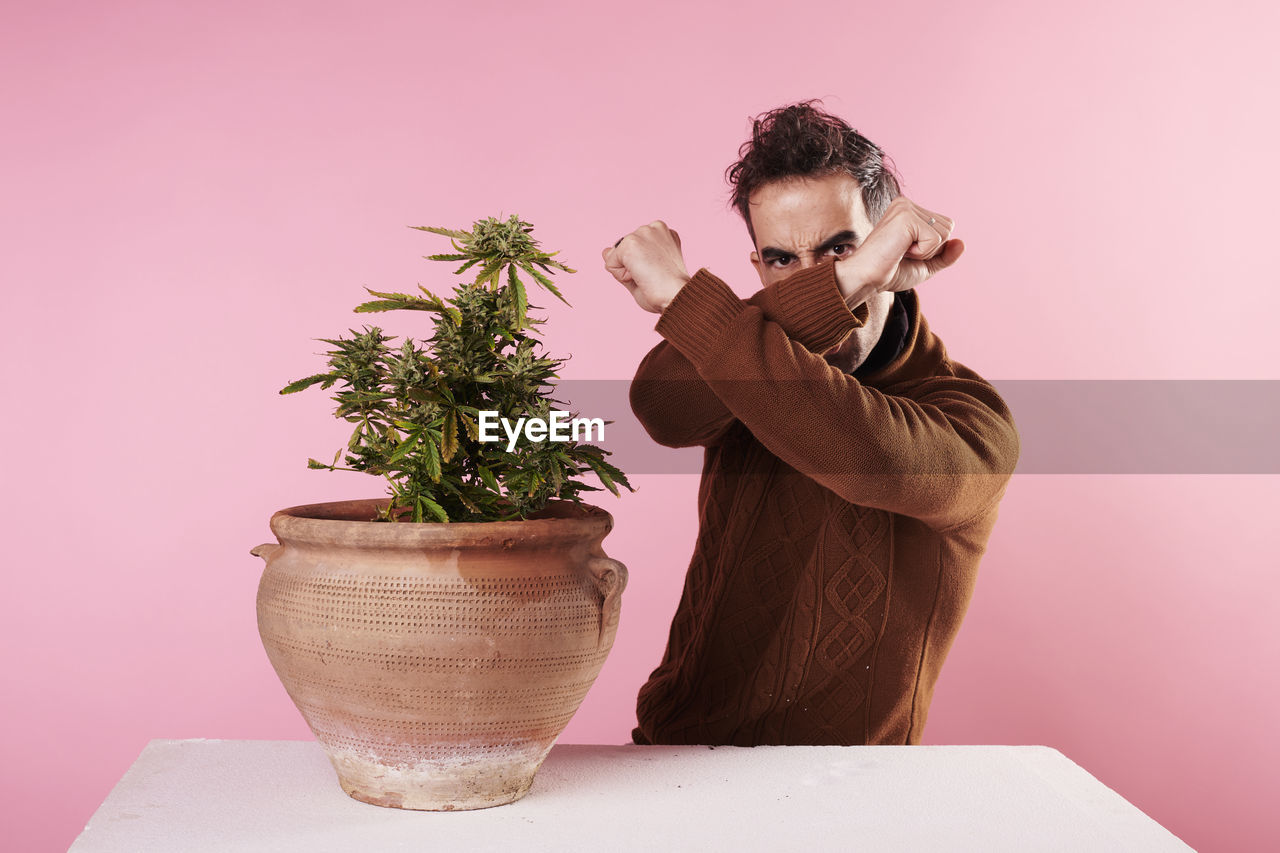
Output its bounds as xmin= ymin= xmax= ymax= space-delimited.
xmin=71 ymin=740 xmax=1190 ymax=851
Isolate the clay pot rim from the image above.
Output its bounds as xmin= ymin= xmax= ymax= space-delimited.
xmin=269 ymin=498 xmax=614 ymax=550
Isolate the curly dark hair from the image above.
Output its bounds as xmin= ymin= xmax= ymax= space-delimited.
xmin=726 ymin=101 xmax=901 ymax=243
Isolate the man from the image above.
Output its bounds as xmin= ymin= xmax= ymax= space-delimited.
xmin=602 ymin=102 xmax=1019 ymax=746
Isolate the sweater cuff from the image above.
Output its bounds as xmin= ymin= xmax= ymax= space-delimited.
xmin=765 ymin=262 xmax=869 ymax=353
xmin=653 ymin=268 xmax=747 ymax=365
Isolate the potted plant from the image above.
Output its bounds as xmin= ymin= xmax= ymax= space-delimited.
xmin=251 ymin=215 xmax=632 ymax=811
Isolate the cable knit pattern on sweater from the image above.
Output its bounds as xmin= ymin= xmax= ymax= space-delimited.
xmin=629 ymin=262 xmax=1019 ymax=746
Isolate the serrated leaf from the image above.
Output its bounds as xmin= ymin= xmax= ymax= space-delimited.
xmin=595 ymin=453 xmax=632 ymax=491
xmin=417 ymin=494 xmax=449 ymax=522
xmin=426 ymin=253 xmax=468 ymax=262
xmin=307 ymin=458 xmax=330 ymax=469
xmin=352 ymin=300 xmax=405 ymax=314
xmin=508 ymin=264 xmax=528 ymax=326
xmin=387 ymin=430 xmax=420 ymax=464
xmin=477 ymin=257 xmax=505 ymax=288
xmin=477 ymin=465 xmax=500 ymax=493
xmin=411 ymin=225 xmax=469 ymax=239
xmin=458 ymin=411 xmax=479 ymax=441
xmin=280 ymin=374 xmax=331 ymax=394
xmin=440 ymin=412 xmax=458 ymax=463
xmin=408 ymin=388 xmax=436 ymax=404
xmin=422 ymin=435 xmax=442 ymax=482
xmin=415 ymin=285 xmax=446 ymax=306
xmin=582 ymin=454 xmax=619 ymax=496
xmin=456 ymin=490 xmax=480 ymax=514
xmin=534 ymin=256 xmax=575 ymax=273
xmin=355 ymin=295 xmax=438 ymax=315
xmin=519 ymin=261 xmax=570 ymax=306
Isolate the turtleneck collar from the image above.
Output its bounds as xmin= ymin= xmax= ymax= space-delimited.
xmin=852 ymin=289 xmax=949 ymax=387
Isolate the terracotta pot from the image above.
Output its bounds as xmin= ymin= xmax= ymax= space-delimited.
xmin=251 ymin=498 xmax=627 ymax=810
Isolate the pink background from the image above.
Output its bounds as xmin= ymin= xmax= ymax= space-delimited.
xmin=3 ymin=1 xmax=1277 ymax=849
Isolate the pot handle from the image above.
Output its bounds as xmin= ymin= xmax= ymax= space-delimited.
xmin=587 ymin=556 xmax=628 ymax=646
xmin=250 ymin=543 xmax=281 ymax=562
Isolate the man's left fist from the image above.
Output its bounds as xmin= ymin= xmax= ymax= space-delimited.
xmin=601 ymin=220 xmax=691 ymax=314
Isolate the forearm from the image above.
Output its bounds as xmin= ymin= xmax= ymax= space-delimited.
xmin=630 ymin=263 xmax=870 ymax=448
xmin=653 ymin=270 xmax=1019 ymax=530
xmin=630 ymin=340 xmax=737 ymax=448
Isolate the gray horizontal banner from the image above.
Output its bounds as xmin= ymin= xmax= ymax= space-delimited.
xmin=535 ymin=380 xmax=1280 ymax=475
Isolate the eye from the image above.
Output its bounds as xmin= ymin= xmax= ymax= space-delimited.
xmin=767 ymin=256 xmax=794 ymax=268
xmin=826 ymin=243 xmax=853 ymax=258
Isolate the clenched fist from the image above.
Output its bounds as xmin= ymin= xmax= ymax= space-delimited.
xmin=835 ymin=196 xmax=965 ymax=302
xmin=601 ymin=221 xmax=692 ymax=314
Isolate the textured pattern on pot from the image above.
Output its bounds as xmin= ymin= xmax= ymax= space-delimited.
xmin=252 ymin=498 xmax=627 ymax=810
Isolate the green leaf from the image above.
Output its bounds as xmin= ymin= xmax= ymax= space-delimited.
xmin=411 ymin=225 xmax=469 ymax=239
xmin=387 ymin=430 xmax=420 ymax=464
xmin=417 ymin=494 xmax=449 ymax=522
xmin=354 ymin=288 xmax=441 ymax=313
xmin=426 ymin=253 xmax=468 ymax=262
xmin=422 ymin=434 xmax=442 ymax=482
xmin=416 ymin=284 xmax=446 ymax=305
xmin=306 ymin=458 xmax=330 ymax=469
xmin=519 ymin=261 xmax=570 ymax=306
xmin=582 ymin=454 xmax=619 ymax=496
xmin=455 ymin=489 xmax=481 ymax=514
xmin=352 ymin=300 xmax=407 ymax=314
xmin=534 ymin=253 xmax=576 ymax=273
xmin=280 ymin=374 xmax=331 ymax=394
xmin=507 ymin=264 xmax=528 ymax=325
xmin=477 ymin=465 xmax=500 ymax=493
xmin=477 ymin=257 xmax=505 ymax=288
xmin=599 ymin=457 xmax=632 ymax=491
xmin=408 ymin=388 xmax=443 ymax=405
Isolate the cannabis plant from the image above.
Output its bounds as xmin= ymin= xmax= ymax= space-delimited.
xmin=281 ymin=215 xmax=632 ymax=522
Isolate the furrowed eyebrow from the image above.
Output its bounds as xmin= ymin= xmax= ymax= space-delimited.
xmin=815 ymin=230 xmax=858 ymax=253
xmin=760 ymin=230 xmax=859 ymax=262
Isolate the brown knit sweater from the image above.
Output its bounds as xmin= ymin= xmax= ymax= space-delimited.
xmin=628 ymin=262 xmax=1019 ymax=746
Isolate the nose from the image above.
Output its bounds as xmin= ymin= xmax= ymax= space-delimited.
xmin=798 ymin=252 xmax=834 ymax=270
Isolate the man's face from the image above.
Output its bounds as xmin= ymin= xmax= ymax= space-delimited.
xmin=748 ymin=171 xmax=875 ymax=286
xmin=747 ymin=172 xmax=893 ymax=370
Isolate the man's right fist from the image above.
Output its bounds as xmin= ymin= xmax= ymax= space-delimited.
xmin=835 ymin=196 xmax=964 ymax=298
xmin=602 ymin=221 xmax=692 ymax=315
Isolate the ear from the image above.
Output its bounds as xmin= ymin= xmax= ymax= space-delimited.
xmin=749 ymin=250 xmax=767 ymax=285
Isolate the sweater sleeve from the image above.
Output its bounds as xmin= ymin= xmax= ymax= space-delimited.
xmin=645 ymin=267 xmax=1020 ymax=532
xmin=629 ymin=263 xmax=869 ymax=448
